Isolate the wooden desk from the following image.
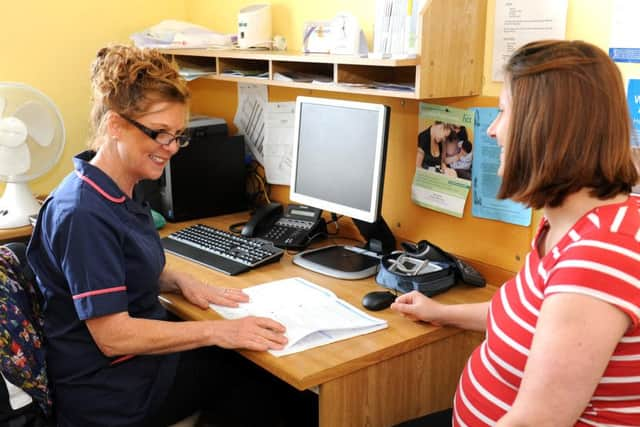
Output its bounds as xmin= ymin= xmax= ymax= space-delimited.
xmin=0 ymin=225 xmax=32 ymax=244
xmin=159 ymin=213 xmax=504 ymax=427
xmin=0 ymin=194 xmax=45 ymax=243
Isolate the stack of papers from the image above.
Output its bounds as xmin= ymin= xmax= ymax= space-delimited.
xmin=210 ymin=277 xmax=388 ymax=357
xmin=131 ymin=20 xmax=234 ymax=49
xmin=273 ymin=72 xmax=333 ymax=83
xmin=174 ymin=57 xmax=217 ymax=81
xmin=221 ymin=70 xmax=269 ymax=78
xmin=337 ymin=81 xmax=415 ymax=92
xmin=177 ymin=66 xmax=217 ymax=81
xmin=373 ymin=0 xmax=409 ymax=57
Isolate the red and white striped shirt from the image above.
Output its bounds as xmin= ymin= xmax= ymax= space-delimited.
xmin=454 ymin=194 xmax=640 ymax=426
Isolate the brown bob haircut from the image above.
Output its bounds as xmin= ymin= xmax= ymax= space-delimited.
xmin=498 ymin=40 xmax=638 ymax=209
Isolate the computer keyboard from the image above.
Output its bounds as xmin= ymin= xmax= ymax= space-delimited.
xmin=161 ymin=224 xmax=284 ymax=275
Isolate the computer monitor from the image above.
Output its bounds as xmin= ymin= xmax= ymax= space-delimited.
xmin=290 ymin=96 xmax=395 ymax=279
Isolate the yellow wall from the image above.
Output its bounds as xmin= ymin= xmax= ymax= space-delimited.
xmin=3 ymin=0 xmax=639 ymax=273
xmin=188 ymin=0 xmax=640 ymax=95
xmin=484 ymin=0 xmax=639 ymax=97
xmin=1 ymin=1 xmax=186 ymax=194
xmin=185 ymin=0 xmax=640 ymax=272
xmin=187 ymin=0 xmax=377 ymax=52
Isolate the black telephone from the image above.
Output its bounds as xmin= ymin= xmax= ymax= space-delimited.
xmin=241 ymin=203 xmax=326 ymax=250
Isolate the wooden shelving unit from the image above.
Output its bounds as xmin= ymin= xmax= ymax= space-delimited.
xmin=159 ymin=0 xmax=487 ymax=99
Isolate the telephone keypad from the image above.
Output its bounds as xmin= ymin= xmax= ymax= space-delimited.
xmin=259 ymin=219 xmax=320 ymax=250
xmin=276 ymin=218 xmax=314 ymax=230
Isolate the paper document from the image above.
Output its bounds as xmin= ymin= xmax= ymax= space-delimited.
xmin=273 ymin=72 xmax=333 ymax=83
xmin=210 ymin=277 xmax=388 ymax=357
xmin=373 ymin=0 xmax=410 ymax=58
xmin=492 ymin=0 xmax=568 ymax=81
xmin=177 ymin=66 xmax=216 ymax=81
xmin=264 ymin=102 xmax=295 ymax=185
xmin=234 ymin=84 xmax=268 ymax=164
xmin=130 ymin=20 xmax=234 ymax=49
xmin=221 ymin=70 xmax=269 ymax=78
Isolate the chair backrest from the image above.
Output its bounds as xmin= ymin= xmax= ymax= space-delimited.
xmin=4 ymin=242 xmax=34 ymax=283
xmin=0 ymin=242 xmax=52 ymax=418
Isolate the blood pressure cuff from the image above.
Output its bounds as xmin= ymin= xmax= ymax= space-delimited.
xmin=375 ymin=252 xmax=456 ymax=297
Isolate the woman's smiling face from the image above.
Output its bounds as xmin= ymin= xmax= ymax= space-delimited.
xmin=117 ymin=101 xmax=187 ymax=183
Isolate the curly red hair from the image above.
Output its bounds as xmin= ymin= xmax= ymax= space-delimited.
xmin=88 ymin=44 xmax=189 ymax=148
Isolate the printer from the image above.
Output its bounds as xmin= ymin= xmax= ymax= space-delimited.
xmin=136 ymin=116 xmax=247 ymax=222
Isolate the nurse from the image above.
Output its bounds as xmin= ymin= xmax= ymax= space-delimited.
xmin=27 ymin=45 xmax=295 ymax=427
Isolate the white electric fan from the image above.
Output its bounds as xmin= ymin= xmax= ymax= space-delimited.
xmin=0 ymin=82 xmax=65 ymax=228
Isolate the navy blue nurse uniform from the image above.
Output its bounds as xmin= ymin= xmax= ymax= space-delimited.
xmin=27 ymin=151 xmax=178 ymax=427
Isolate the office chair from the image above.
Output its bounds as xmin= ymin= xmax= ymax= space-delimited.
xmin=0 ymin=242 xmax=53 ymax=426
xmin=0 ymin=243 xmax=201 ymax=427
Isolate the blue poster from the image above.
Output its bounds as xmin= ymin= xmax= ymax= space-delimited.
xmin=627 ymin=79 xmax=640 ymax=147
xmin=609 ymin=48 xmax=640 ymax=64
xmin=470 ymin=108 xmax=532 ymax=227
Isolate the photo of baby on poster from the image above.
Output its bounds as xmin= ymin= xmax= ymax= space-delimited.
xmin=411 ymin=103 xmax=474 ymax=217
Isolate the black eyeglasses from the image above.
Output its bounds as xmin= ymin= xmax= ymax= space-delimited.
xmin=120 ymin=114 xmax=190 ymax=148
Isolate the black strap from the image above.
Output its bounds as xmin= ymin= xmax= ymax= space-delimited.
xmin=0 ymin=376 xmax=13 ymax=418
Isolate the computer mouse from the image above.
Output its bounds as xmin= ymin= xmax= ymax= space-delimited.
xmin=362 ymin=291 xmax=396 ymax=311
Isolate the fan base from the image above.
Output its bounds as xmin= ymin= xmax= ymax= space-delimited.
xmin=0 ymin=182 xmax=41 ymax=229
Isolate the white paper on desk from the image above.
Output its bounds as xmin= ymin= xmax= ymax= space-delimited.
xmin=234 ymin=83 xmax=268 ymax=164
xmin=264 ymin=102 xmax=295 ymax=185
xmin=492 ymin=0 xmax=568 ymax=81
xmin=210 ymin=277 xmax=388 ymax=357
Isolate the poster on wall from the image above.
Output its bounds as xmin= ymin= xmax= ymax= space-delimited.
xmin=263 ymin=102 xmax=296 ymax=185
xmin=470 ymin=108 xmax=532 ymax=226
xmin=234 ymin=83 xmax=268 ymax=164
xmin=627 ymin=79 xmax=640 ymax=193
xmin=492 ymin=0 xmax=568 ymax=81
xmin=411 ymin=103 xmax=473 ymax=218
xmin=609 ymin=0 xmax=640 ymax=63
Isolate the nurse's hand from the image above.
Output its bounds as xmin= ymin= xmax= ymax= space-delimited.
xmin=161 ymin=269 xmax=248 ymax=309
xmin=181 ymin=277 xmax=248 ymax=309
xmin=213 ymin=316 xmax=287 ymax=351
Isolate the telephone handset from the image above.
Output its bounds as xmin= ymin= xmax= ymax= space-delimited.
xmin=241 ymin=202 xmax=283 ymax=237
xmin=242 ymin=203 xmax=326 ymax=250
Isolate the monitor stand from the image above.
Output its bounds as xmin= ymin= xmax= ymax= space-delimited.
xmin=292 ymin=217 xmax=395 ymax=280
